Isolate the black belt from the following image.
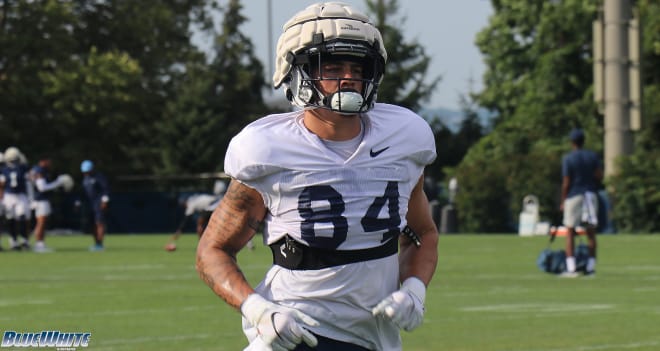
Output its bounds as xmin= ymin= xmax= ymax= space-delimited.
xmin=269 ymin=235 xmax=399 ymax=270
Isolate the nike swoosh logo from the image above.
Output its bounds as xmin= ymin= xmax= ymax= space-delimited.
xmin=370 ymin=146 xmax=390 ymax=157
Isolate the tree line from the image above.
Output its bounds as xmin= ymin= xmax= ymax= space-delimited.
xmin=1 ymin=0 xmax=269 ymax=178
xmin=453 ymin=0 xmax=660 ymax=233
xmin=2 ymin=0 xmax=658 ymax=232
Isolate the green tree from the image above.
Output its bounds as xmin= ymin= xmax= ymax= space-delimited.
xmin=453 ymin=0 xmax=601 ymax=232
xmin=453 ymin=97 xmax=486 ymax=164
xmin=0 ymin=0 xmax=78 ymax=152
xmin=40 ymin=47 xmax=144 ymax=174
xmin=0 ymin=0 xmax=213 ymax=176
xmin=365 ymin=0 xmax=440 ymax=112
xmin=156 ymin=0 xmax=269 ymax=174
xmin=453 ymin=0 xmax=660 ymax=232
xmin=68 ymin=0 xmax=214 ymax=175
xmin=428 ymin=96 xmax=486 ymax=182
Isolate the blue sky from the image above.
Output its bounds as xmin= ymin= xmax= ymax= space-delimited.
xmin=210 ymin=1 xmax=494 ymax=110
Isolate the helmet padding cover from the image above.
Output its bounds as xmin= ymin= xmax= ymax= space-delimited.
xmin=273 ymin=2 xmax=387 ymax=90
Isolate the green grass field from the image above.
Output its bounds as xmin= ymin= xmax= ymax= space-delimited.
xmin=1 ymin=233 xmax=659 ymax=351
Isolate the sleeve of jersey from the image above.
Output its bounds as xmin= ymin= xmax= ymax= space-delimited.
xmin=35 ymin=178 xmax=59 ymax=192
xmin=224 ymin=125 xmax=284 ymax=183
xmin=415 ymin=120 xmax=437 ymax=166
xmin=373 ymin=104 xmax=437 ymax=167
xmin=402 ymin=109 xmax=437 ymax=166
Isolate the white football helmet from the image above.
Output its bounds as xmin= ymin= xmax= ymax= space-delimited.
xmin=273 ymin=2 xmax=387 ymax=114
xmin=4 ymin=146 xmax=21 ymax=164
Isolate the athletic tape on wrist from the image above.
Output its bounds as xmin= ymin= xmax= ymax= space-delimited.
xmin=402 ymin=277 xmax=426 ymax=304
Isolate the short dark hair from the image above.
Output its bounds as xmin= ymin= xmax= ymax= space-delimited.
xmin=569 ymin=128 xmax=585 ymax=146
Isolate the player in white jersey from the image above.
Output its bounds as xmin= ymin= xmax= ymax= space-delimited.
xmin=30 ymin=158 xmax=74 ymax=253
xmin=164 ymin=181 xmax=256 ymax=251
xmin=196 ymin=3 xmax=439 ymax=350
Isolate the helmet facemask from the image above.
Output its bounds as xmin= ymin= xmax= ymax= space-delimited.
xmin=284 ymin=39 xmax=385 ymax=115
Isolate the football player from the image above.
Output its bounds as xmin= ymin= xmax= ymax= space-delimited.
xmin=0 ymin=152 xmax=4 ymax=251
xmin=560 ymin=128 xmax=602 ymax=277
xmin=165 ymin=181 xmax=255 ymax=252
xmin=196 ymin=3 xmax=439 ymax=350
xmin=80 ymin=160 xmax=110 ymax=252
xmin=30 ymin=158 xmax=74 ymax=252
xmin=0 ymin=147 xmax=32 ymax=250
xmin=165 ymin=193 xmax=220 ymax=252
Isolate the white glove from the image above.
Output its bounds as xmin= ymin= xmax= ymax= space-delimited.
xmin=241 ymin=294 xmax=319 ymax=351
xmin=372 ymin=277 xmax=426 ymax=331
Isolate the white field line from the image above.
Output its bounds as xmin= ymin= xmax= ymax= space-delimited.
xmin=0 ymin=299 xmax=53 ymax=307
xmin=461 ymin=303 xmax=614 ymax=313
xmin=21 ymin=263 xmax=266 ymax=279
xmin=0 ymin=305 xmax=220 ymax=321
xmin=3 ymin=273 xmax=197 ymax=281
xmin=508 ymin=340 xmax=660 ymax=351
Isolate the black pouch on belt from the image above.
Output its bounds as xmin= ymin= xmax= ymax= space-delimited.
xmin=269 ymin=234 xmax=399 ymax=270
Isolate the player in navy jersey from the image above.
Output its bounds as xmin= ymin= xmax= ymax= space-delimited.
xmin=0 ymin=153 xmax=2 ymax=249
xmin=80 ymin=160 xmax=110 ymax=252
xmin=0 ymin=152 xmax=4 ymax=250
xmin=196 ymin=3 xmax=439 ymax=350
xmin=0 ymin=147 xmax=32 ymax=250
xmin=560 ymin=128 xmax=603 ymax=277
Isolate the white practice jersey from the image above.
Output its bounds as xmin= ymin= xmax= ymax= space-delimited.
xmin=184 ymin=194 xmax=219 ymax=216
xmin=225 ymin=103 xmax=436 ymax=250
xmin=225 ymin=103 xmax=436 ymax=350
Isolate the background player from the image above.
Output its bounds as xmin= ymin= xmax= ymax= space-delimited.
xmin=0 ymin=152 xmax=4 ymax=250
xmin=80 ymin=160 xmax=110 ymax=252
xmin=30 ymin=157 xmax=74 ymax=252
xmin=560 ymin=128 xmax=603 ymax=277
xmin=0 ymin=147 xmax=32 ymax=250
xmin=164 ymin=180 xmax=257 ymax=251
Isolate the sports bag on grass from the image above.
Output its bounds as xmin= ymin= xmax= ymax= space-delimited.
xmin=537 ymin=247 xmax=566 ymax=274
xmin=536 ymin=228 xmax=588 ymax=274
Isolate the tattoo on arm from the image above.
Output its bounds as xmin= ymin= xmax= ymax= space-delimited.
xmin=223 ymin=181 xmax=264 ymax=230
xmin=196 ymin=180 xmax=265 ymax=310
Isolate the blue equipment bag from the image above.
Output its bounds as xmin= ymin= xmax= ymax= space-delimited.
xmin=537 ymin=248 xmax=566 ymax=274
xmin=536 ymin=228 xmax=588 ymax=274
